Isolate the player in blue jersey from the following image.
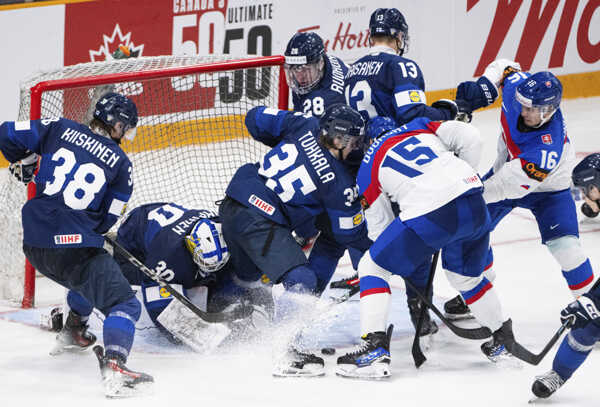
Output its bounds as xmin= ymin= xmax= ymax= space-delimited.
xmin=284 ymin=31 xmax=368 ymax=302
xmin=220 ymin=104 xmax=371 ymax=376
xmin=0 ymin=93 xmax=153 ymax=398
xmin=531 ymin=156 xmax=600 ymax=399
xmin=113 ymin=202 xmax=272 ymax=346
xmin=345 ymin=8 xmax=459 ymax=127
xmin=443 ymin=63 xmax=595 ymax=320
xmin=284 ymin=31 xmax=348 ymax=118
xmin=336 ymin=117 xmax=522 ymax=379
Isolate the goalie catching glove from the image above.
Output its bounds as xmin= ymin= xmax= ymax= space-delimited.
xmin=9 ymin=152 xmax=38 ymax=185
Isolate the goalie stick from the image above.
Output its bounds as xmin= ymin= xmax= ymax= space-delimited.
xmin=412 ymin=250 xmax=440 ymax=368
xmin=105 ymin=235 xmax=253 ymax=324
xmin=403 ymin=277 xmax=492 ymax=340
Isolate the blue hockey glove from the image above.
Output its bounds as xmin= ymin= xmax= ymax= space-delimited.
xmin=560 ymin=294 xmax=600 ymax=330
xmin=431 ymin=99 xmax=458 ymax=120
xmin=455 ymin=99 xmax=473 ymax=123
xmin=8 ymin=152 xmax=38 ymax=185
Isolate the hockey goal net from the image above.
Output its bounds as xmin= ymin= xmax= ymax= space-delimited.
xmin=0 ymin=55 xmax=288 ymax=308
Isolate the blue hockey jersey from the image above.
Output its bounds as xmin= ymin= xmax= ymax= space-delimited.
xmin=0 ymin=118 xmax=132 ymax=248
xmin=225 ymin=107 xmax=369 ymax=249
xmin=345 ymin=45 xmax=452 ymax=125
xmin=292 ymin=54 xmax=348 ymax=118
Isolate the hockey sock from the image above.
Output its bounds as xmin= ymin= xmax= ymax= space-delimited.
xmin=358 ymin=252 xmax=391 ymax=335
xmin=547 ymin=236 xmax=594 ymax=298
xmin=552 ymin=324 xmax=600 ymax=381
xmin=103 ymin=296 xmax=140 ymax=361
xmin=562 ymin=259 xmax=594 ymax=298
xmin=459 ymin=277 xmax=504 ymax=332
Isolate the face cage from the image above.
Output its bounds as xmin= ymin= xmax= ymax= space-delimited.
xmin=191 ymin=246 xmax=230 ymax=276
xmin=284 ymin=59 xmax=324 ymax=95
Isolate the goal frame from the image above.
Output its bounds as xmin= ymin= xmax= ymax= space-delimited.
xmin=20 ymin=55 xmax=289 ymax=308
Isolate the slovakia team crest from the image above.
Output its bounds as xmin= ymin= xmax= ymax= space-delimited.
xmin=541 ymin=134 xmax=553 ymax=145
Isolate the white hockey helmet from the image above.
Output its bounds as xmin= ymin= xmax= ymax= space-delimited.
xmin=184 ymin=219 xmax=230 ymax=275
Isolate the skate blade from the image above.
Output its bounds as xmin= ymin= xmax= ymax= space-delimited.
xmin=49 ymin=343 xmax=93 ymax=356
xmin=444 ymin=313 xmax=475 ymax=321
xmin=335 ymin=364 xmax=391 ymax=380
xmin=272 ymin=364 xmax=325 ymax=378
xmin=105 ymin=381 xmax=154 ymax=399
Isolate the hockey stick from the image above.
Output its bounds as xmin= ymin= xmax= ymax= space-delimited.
xmin=504 ymin=318 xmax=573 ymax=366
xmin=412 ymin=250 xmax=440 ymax=368
xmin=105 ymin=235 xmax=253 ymax=324
xmin=403 ymin=277 xmax=493 ymax=340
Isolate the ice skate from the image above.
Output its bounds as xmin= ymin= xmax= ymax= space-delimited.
xmin=336 ymin=325 xmax=393 ymax=379
xmin=49 ymin=310 xmax=96 ymax=356
xmin=408 ymin=298 xmax=439 ymax=337
xmin=444 ymin=295 xmax=474 ymax=320
xmin=94 ymin=345 xmax=154 ymax=398
xmin=481 ymin=319 xmax=515 ymax=363
xmin=329 ymin=273 xmax=360 ymax=302
xmin=531 ymin=370 xmax=565 ymax=399
xmin=272 ymin=346 xmax=325 ymax=377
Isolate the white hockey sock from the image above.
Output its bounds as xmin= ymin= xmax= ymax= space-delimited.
xmin=465 ymin=285 xmax=504 ymax=332
xmin=359 ymin=252 xmax=392 ymax=336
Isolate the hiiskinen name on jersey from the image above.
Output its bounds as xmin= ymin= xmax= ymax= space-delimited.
xmin=298 ymin=131 xmax=335 ymax=184
xmin=60 ymin=128 xmax=120 ymax=168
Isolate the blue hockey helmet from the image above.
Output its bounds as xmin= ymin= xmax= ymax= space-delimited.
xmin=369 ymin=8 xmax=409 ymax=55
xmin=366 ymin=116 xmax=397 ymax=141
xmin=319 ymin=104 xmax=366 ymax=163
xmin=284 ymin=32 xmax=326 ymax=95
xmin=93 ymin=92 xmax=139 ymax=141
xmin=515 ymin=71 xmax=562 ymax=127
xmin=572 ymin=153 xmax=600 ymax=195
xmin=184 ymin=219 xmax=230 ymax=276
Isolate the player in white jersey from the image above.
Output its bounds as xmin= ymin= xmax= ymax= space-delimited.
xmin=444 ymin=61 xmax=595 ymax=320
xmin=336 ymin=117 xmax=519 ymax=379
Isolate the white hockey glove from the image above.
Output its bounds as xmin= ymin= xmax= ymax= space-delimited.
xmin=8 ymin=152 xmax=38 ymax=185
xmin=483 ymin=59 xmax=522 ymax=88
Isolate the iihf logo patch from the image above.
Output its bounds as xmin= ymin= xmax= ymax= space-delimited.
xmin=541 ymin=134 xmax=552 ymax=145
xmin=249 ymin=195 xmax=275 ymax=215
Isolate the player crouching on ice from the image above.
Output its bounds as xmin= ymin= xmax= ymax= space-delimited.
xmin=219 ymin=104 xmax=372 ymax=377
xmin=111 ymin=202 xmax=272 ymax=351
xmin=336 ymin=117 xmax=521 ymax=379
xmin=0 ymin=93 xmax=153 ymax=398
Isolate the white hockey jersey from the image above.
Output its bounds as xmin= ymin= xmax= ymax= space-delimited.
xmin=357 ymin=118 xmax=483 ymax=241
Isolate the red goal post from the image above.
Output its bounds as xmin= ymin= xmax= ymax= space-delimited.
xmin=2 ymin=55 xmax=289 ymax=308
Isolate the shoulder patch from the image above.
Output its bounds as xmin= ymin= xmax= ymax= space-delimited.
xmin=521 ymin=160 xmax=550 ymax=182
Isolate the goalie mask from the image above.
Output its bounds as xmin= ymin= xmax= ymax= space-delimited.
xmin=284 ymin=32 xmax=325 ymax=95
xmin=184 ymin=219 xmax=230 ymax=275
xmin=515 ymin=71 xmax=562 ymax=128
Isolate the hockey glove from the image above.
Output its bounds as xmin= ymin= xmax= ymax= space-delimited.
xmin=483 ymin=59 xmax=522 ymax=88
xmin=454 ymin=99 xmax=473 ymax=123
xmin=560 ymin=294 xmax=600 ymax=330
xmin=8 ymin=152 xmax=38 ymax=185
xmin=431 ymin=99 xmax=458 ymax=120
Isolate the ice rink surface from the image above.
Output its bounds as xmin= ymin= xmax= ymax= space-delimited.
xmin=1 ymin=98 xmax=600 ymax=406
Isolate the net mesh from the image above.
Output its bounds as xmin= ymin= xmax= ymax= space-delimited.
xmin=0 ymin=55 xmax=284 ymax=305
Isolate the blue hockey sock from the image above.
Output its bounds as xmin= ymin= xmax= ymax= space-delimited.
xmin=103 ymin=296 xmax=141 ymax=361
